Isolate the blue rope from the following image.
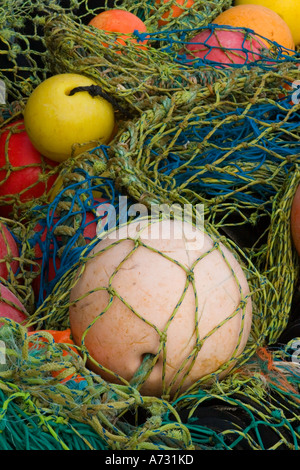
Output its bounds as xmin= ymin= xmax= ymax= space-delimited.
xmin=139 ymin=24 xmax=299 ymax=69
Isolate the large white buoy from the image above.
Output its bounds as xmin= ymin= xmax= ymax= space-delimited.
xmin=69 ymin=219 xmax=252 ymax=397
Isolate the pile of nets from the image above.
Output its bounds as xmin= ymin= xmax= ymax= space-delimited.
xmin=1 ymin=0 xmax=300 ymax=451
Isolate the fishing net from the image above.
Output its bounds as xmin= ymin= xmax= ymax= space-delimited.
xmin=1 ymin=0 xmax=300 ymax=451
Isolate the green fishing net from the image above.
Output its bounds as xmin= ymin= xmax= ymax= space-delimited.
xmin=0 ymin=0 xmax=300 ymax=451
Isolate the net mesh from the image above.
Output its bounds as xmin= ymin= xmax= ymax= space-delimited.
xmin=0 ymin=0 xmax=300 ymax=451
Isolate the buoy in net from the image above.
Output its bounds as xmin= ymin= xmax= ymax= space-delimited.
xmin=69 ymin=219 xmax=253 ymax=396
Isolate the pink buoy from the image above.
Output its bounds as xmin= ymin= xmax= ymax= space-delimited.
xmin=183 ymin=27 xmax=268 ymax=66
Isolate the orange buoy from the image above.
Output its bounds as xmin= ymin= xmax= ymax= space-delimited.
xmin=88 ymin=9 xmax=148 ymax=49
xmin=213 ymin=4 xmax=295 ymax=51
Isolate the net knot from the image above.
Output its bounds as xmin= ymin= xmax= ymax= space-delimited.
xmin=271 ymin=409 xmax=283 ymax=420
xmin=186 ymin=270 xmax=194 ymax=283
xmin=159 ymin=331 xmax=168 ymax=343
xmin=107 ymin=286 xmax=117 ymax=297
